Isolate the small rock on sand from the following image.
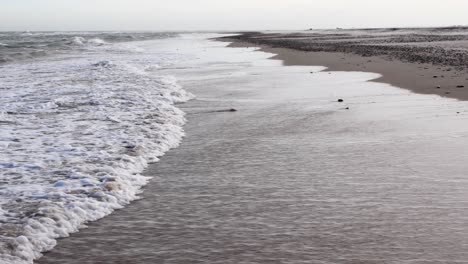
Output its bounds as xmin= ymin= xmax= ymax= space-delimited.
xmin=457 ymin=85 xmax=465 ymax=88
xmin=337 ymin=99 xmax=344 ymax=102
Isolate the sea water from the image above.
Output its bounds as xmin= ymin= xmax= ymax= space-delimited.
xmin=0 ymin=32 xmax=193 ymax=263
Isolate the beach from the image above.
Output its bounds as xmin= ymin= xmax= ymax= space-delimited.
xmin=33 ymin=33 xmax=468 ymax=263
xmin=3 ymin=1 xmax=468 ymax=263
xmin=223 ymin=28 xmax=468 ymax=101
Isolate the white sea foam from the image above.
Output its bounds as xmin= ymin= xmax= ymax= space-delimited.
xmin=70 ymin=37 xmax=107 ymax=47
xmin=0 ymin=39 xmax=193 ymax=263
xmin=71 ymin=36 xmax=86 ymax=45
xmin=87 ymin=38 xmax=107 ymax=46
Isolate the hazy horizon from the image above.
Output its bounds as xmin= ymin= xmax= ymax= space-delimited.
xmin=1 ymin=0 xmax=468 ymax=31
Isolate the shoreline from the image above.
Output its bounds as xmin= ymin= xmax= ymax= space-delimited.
xmin=36 ymin=34 xmax=468 ymax=264
xmin=220 ymin=31 xmax=468 ymax=101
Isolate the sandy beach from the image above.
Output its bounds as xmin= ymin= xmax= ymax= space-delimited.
xmin=221 ymin=28 xmax=468 ymax=100
xmin=5 ymin=30 xmax=468 ymax=264
xmin=34 ymin=34 xmax=468 ymax=264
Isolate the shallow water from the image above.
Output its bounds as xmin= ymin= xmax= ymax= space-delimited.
xmin=0 ymin=33 xmax=193 ymax=264
xmin=36 ymin=35 xmax=468 ymax=263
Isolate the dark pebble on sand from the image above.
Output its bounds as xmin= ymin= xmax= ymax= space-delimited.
xmin=338 ymin=99 xmax=344 ymax=102
xmin=457 ymin=85 xmax=465 ymax=88
xmin=212 ymin=108 xmax=238 ymax=113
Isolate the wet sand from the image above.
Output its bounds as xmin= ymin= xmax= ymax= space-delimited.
xmin=222 ymin=27 xmax=468 ymax=101
xmin=35 ymin=35 xmax=468 ymax=264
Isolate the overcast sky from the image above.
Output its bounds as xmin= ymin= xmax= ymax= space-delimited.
xmin=1 ymin=0 xmax=468 ymax=31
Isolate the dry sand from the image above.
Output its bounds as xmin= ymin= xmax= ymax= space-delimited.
xmin=220 ymin=28 xmax=468 ymax=100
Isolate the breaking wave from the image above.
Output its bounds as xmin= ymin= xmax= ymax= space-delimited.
xmin=0 ymin=35 xmax=193 ymax=263
xmin=0 ymin=32 xmax=177 ymax=64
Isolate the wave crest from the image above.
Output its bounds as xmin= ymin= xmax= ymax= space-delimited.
xmin=87 ymin=38 xmax=107 ymax=46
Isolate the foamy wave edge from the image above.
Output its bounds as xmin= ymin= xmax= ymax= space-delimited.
xmin=0 ymin=60 xmax=194 ymax=264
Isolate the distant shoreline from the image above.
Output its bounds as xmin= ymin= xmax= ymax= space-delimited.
xmin=219 ymin=28 xmax=468 ymax=101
